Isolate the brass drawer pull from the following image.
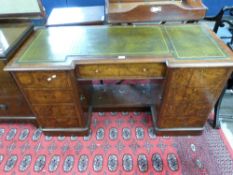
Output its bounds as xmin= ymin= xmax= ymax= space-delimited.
xmin=143 ymin=68 xmax=147 ymax=72
xmin=47 ymin=74 xmax=57 ymax=82
xmin=95 ymin=69 xmax=99 ymax=73
xmin=150 ymin=6 xmax=162 ymax=13
xmin=51 ymin=74 xmax=57 ymax=78
xmin=0 ymin=104 xmax=8 ymax=110
xmin=47 ymin=77 xmax=52 ymax=81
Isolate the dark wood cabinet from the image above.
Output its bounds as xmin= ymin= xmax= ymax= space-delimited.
xmin=0 ymin=24 xmax=33 ymax=119
xmin=106 ymin=0 xmax=207 ymax=23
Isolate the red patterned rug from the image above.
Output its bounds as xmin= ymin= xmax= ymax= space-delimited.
xmin=0 ymin=112 xmax=232 ymax=174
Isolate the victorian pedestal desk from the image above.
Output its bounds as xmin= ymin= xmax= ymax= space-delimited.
xmin=4 ymin=24 xmax=233 ymax=136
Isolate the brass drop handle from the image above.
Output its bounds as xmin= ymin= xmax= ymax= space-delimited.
xmin=51 ymin=75 xmax=57 ymax=78
xmin=47 ymin=77 xmax=52 ymax=81
xmin=95 ymin=69 xmax=99 ymax=73
xmin=143 ymin=68 xmax=147 ymax=72
xmin=47 ymin=74 xmax=57 ymax=82
xmin=0 ymin=104 xmax=8 ymax=110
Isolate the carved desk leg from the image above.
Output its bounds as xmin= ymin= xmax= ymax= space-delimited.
xmin=155 ymin=67 xmax=232 ymax=135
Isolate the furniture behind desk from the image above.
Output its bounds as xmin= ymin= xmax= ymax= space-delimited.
xmin=0 ymin=24 xmax=34 ymax=120
xmin=46 ymin=6 xmax=105 ymax=27
xmin=4 ymin=24 xmax=233 ymax=136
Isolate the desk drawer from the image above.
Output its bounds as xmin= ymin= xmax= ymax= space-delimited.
xmin=15 ymin=71 xmax=71 ymax=89
xmin=160 ymin=102 xmax=211 ymax=117
xmin=37 ymin=116 xmax=79 ymax=128
xmin=0 ymin=97 xmax=32 ymax=116
xmin=0 ymin=61 xmax=14 ymax=82
xmin=25 ymin=90 xmax=74 ymax=104
xmin=33 ymin=104 xmax=77 ymax=117
xmin=168 ymin=68 xmax=228 ymax=88
xmin=158 ymin=116 xmax=206 ymax=128
xmin=0 ymin=81 xmax=22 ymax=98
xmin=165 ymin=87 xmax=219 ymax=104
xmin=77 ymin=63 xmax=165 ymax=79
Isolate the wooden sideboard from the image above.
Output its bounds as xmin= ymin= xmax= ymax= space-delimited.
xmin=106 ymin=0 xmax=207 ymax=23
xmin=4 ymin=24 xmax=233 ymax=136
xmin=0 ymin=24 xmax=34 ymax=121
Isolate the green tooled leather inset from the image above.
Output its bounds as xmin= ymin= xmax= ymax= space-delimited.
xmin=17 ymin=25 xmax=228 ymax=63
xmin=165 ymin=25 xmax=226 ymax=59
xmin=18 ymin=26 xmax=170 ymax=63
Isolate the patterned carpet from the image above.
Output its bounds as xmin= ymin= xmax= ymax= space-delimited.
xmin=0 ymin=112 xmax=232 ymax=174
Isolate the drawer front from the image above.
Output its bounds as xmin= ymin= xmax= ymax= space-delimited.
xmin=188 ymin=68 xmax=229 ymax=88
xmin=15 ymin=71 xmax=71 ymax=89
xmin=33 ymin=104 xmax=77 ymax=117
xmin=0 ymin=62 xmax=22 ymax=98
xmin=77 ymin=63 xmax=166 ymax=79
xmin=0 ymin=79 xmax=22 ymax=98
xmin=25 ymin=90 xmax=74 ymax=104
xmin=169 ymin=68 xmax=229 ymax=88
xmin=0 ymin=61 xmax=14 ymax=82
xmin=0 ymin=97 xmax=32 ymax=117
xmin=158 ymin=116 xmax=207 ymax=128
xmin=165 ymin=87 xmax=219 ymax=104
xmin=160 ymin=102 xmax=211 ymax=118
xmin=37 ymin=116 xmax=79 ymax=128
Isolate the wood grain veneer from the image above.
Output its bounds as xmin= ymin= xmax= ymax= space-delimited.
xmin=77 ymin=63 xmax=166 ymax=79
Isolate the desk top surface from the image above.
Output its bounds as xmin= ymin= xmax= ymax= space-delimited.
xmin=0 ymin=23 xmax=32 ymax=59
xmin=5 ymin=24 xmax=233 ymax=71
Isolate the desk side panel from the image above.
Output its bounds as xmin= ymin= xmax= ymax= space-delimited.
xmin=0 ymin=61 xmax=32 ymax=117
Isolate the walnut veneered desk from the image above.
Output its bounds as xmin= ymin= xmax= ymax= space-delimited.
xmin=4 ymin=24 xmax=233 ymax=136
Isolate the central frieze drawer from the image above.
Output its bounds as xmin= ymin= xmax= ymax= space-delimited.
xmin=77 ymin=63 xmax=166 ymax=79
xmin=15 ymin=71 xmax=71 ymax=89
xmin=25 ymin=90 xmax=74 ymax=104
